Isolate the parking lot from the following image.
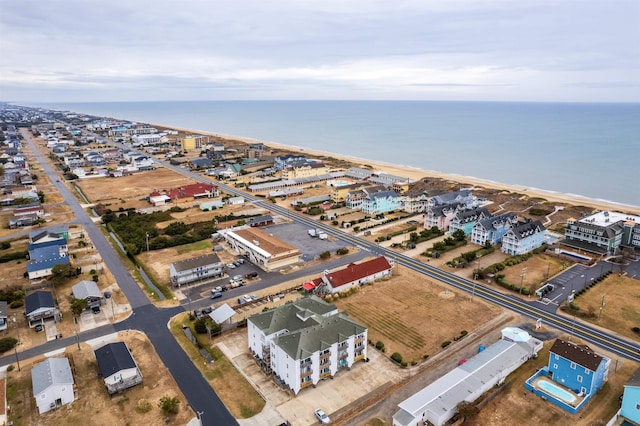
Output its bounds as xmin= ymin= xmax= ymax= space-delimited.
xmin=218 ymin=328 xmax=407 ymax=426
xmin=262 ymin=222 xmax=347 ymax=260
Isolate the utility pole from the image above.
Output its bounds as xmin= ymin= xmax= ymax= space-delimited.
xmin=12 ymin=316 xmax=21 ymax=371
xmin=598 ymin=295 xmax=606 ymax=322
xmin=73 ymin=317 xmax=81 ymax=350
xmin=519 ymin=267 xmax=527 ymax=294
xmin=146 ymin=232 xmax=150 ymax=253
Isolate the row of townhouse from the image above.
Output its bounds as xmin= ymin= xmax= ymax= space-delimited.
xmin=562 ymin=210 xmax=640 ymax=255
xmin=247 ymin=296 xmax=367 ymax=395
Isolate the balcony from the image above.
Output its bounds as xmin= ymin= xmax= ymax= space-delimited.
xmin=339 ymin=351 xmax=348 ymax=360
xmin=320 ymin=351 xmax=331 ymax=361
xmin=355 ymin=336 xmax=365 ymax=344
xmin=338 ymin=342 xmax=348 ymax=350
xmin=354 ymin=354 xmax=365 ymax=362
xmin=300 ymin=360 xmax=312 ymax=369
xmin=301 ymin=369 xmax=313 ymax=378
xmin=320 ymin=371 xmax=331 ymax=379
xmin=301 ymin=380 xmax=313 ymax=389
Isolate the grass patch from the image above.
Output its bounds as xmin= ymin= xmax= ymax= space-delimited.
xmin=176 ymin=240 xmax=212 ymax=254
xmin=169 ymin=313 xmax=265 ymax=418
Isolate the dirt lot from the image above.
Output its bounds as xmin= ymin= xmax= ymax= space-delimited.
xmin=75 ymin=167 xmax=195 ymax=208
xmin=137 ymin=240 xmax=216 ymax=286
xmin=331 ymin=265 xmax=503 ymax=363
xmin=5 ymin=331 xmax=194 ymax=426
xmin=564 ymin=273 xmax=640 ymax=341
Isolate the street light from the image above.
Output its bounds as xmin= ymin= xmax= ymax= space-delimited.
xmin=146 ymin=232 xmax=150 ymax=252
xmin=12 ymin=316 xmax=20 ymax=371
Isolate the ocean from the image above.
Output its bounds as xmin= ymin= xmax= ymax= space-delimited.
xmin=27 ymin=100 xmax=640 ymax=207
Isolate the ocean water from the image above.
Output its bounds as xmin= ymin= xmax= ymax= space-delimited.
xmin=28 ymin=101 xmax=640 ymax=207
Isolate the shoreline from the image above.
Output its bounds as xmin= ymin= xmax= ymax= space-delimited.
xmin=160 ymin=125 xmax=640 ymax=215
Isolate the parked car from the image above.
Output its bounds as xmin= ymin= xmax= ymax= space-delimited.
xmin=213 ymin=286 xmax=223 ymax=293
xmin=246 ymin=271 xmax=259 ymax=279
xmin=104 ymin=291 xmax=112 ymax=299
xmin=232 ymin=274 xmax=244 ymax=282
xmin=211 ymin=291 xmax=222 ymax=299
xmin=242 ymin=294 xmax=252 ymax=303
xmin=314 ymin=408 xmax=330 ymax=424
xmin=92 ymin=306 xmax=101 ymax=314
xmin=251 ymin=294 xmax=258 ymax=300
xmin=34 ymin=324 xmax=44 ymax=333
xmin=202 ymin=307 xmax=213 ymax=314
xmin=237 ymin=258 xmax=245 ymax=264
xmin=226 ymin=263 xmax=236 ymax=269
xmin=233 ymin=261 xmax=241 ymax=267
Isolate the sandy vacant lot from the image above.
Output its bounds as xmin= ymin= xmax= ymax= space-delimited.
xmin=5 ymin=331 xmax=194 ymax=426
xmin=332 ymin=265 xmax=503 ymax=363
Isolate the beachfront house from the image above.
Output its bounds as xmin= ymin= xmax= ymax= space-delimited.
xmin=525 ymin=339 xmax=610 ymax=414
xmin=501 ymin=219 xmax=546 ymax=255
xmin=620 ymin=368 xmax=640 ymax=424
xmin=247 ymin=296 xmax=367 ymax=395
xmin=361 ymin=190 xmax=399 ymax=215
xmin=31 ymin=357 xmax=75 ymax=414
xmin=470 ymin=213 xmax=518 ymax=246
xmin=423 ymin=204 xmax=458 ymax=231
xmin=169 ymin=253 xmax=224 ymax=287
xmin=448 ymin=207 xmax=491 ymax=236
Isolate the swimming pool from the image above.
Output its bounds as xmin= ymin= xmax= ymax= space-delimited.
xmin=538 ymin=380 xmax=577 ymax=404
xmin=558 ymin=250 xmax=592 ymax=262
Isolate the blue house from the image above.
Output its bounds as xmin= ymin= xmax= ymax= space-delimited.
xmin=501 ymin=219 xmax=546 ymax=255
xmin=525 ymin=339 xmax=610 ymax=414
xmin=361 ymin=190 xmax=399 ymax=215
xmin=470 ymin=213 xmax=517 ymax=246
xmin=620 ymin=367 xmax=640 ymax=424
xmin=448 ymin=207 xmax=491 ymax=236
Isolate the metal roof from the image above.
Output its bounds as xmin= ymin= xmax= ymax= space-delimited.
xmin=31 ymin=357 xmax=73 ymax=396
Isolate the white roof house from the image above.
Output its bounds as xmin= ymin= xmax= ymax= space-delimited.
xmin=31 ymin=357 xmax=75 ymax=414
xmin=393 ymin=327 xmax=542 ymax=426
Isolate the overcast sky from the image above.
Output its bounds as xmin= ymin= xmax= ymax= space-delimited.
xmin=1 ymin=0 xmax=639 ymax=103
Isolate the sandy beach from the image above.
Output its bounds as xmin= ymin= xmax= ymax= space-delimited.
xmin=167 ymin=126 xmax=640 ymax=216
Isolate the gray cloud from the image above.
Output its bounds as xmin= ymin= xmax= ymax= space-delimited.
xmin=1 ymin=0 xmax=638 ymax=102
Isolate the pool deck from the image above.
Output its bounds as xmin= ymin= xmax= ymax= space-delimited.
xmin=531 ymin=375 xmax=586 ymax=408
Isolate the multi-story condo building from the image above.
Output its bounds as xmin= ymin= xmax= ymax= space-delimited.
xmin=247 ymin=296 xmax=367 ymax=395
xmin=427 ymin=189 xmax=475 ymax=209
xmin=281 ymin=162 xmax=329 ymax=180
xmin=501 ymin=219 xmax=546 ymax=255
xmin=470 ymin=213 xmax=518 ymax=246
xmin=563 ymin=211 xmax=640 ymax=255
xmin=169 ymin=253 xmax=223 ymax=287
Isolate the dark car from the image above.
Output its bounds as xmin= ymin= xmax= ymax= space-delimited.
xmin=211 ymin=291 xmax=222 ymax=299
xmin=92 ymin=306 xmax=101 ymax=314
xmin=34 ymin=324 xmax=44 ymax=332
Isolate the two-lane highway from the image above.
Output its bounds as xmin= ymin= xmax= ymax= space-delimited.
xmin=155 ymin=159 xmax=640 ymax=362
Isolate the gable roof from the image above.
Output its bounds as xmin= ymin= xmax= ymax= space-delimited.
xmin=32 ymin=357 xmax=73 ymax=396
xmin=506 ymin=220 xmax=545 ymax=240
xmin=72 ymin=280 xmax=102 ymax=300
xmin=324 ymin=256 xmax=392 ymax=289
xmin=550 ymin=339 xmax=604 ymax=372
xmin=25 ymin=291 xmax=55 ymax=315
xmin=625 ymin=367 xmax=640 ymax=387
xmin=94 ymin=342 xmax=137 ymax=377
xmin=0 ymin=301 xmax=7 ymax=317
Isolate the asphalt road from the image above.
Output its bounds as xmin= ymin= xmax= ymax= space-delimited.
xmin=153 ymin=158 xmax=640 ymax=362
xmin=18 ymin=130 xmax=238 ymax=426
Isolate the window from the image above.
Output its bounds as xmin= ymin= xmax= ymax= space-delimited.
xmin=555 ymin=354 xmax=559 ymax=360
xmin=577 ymin=375 xmax=582 ymax=383
xmin=570 ymin=362 xmax=576 ymax=369
xmin=553 ymin=364 xmax=558 ymax=369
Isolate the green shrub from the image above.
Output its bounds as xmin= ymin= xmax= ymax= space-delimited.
xmin=375 ymin=341 xmax=385 ymax=351
xmin=6 ymin=364 xmax=14 ymax=372
xmin=135 ymin=398 xmax=153 ymax=414
xmin=401 ymin=360 xmax=408 ymax=367
xmin=441 ymin=340 xmax=451 ymax=348
xmin=0 ymin=337 xmax=18 ymax=353
xmin=9 ymin=300 xmax=24 ymax=309
xmin=391 ymin=352 xmax=403 ymax=363
xmin=410 ymin=360 xmax=418 ymax=366
xmin=158 ymin=396 xmax=180 ymax=416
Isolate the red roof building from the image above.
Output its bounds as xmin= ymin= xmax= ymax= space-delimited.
xmin=149 ymin=183 xmax=218 ymax=203
xmin=321 ymin=256 xmax=393 ymax=294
